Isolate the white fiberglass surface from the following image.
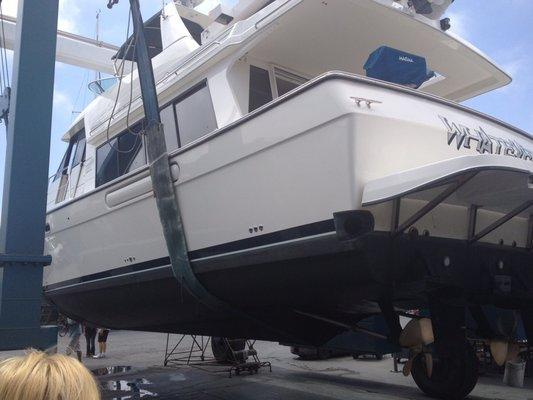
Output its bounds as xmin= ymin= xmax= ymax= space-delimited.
xmin=249 ymin=0 xmax=510 ymax=101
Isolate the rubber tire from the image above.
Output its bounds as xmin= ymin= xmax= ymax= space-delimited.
xmin=211 ymin=337 xmax=246 ymax=363
xmin=411 ymin=343 xmax=478 ymax=400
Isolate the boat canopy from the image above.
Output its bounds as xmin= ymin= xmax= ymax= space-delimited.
xmin=249 ymin=0 xmax=507 ymax=102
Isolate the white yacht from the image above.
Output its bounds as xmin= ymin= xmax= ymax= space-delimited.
xmin=44 ymin=1 xmax=533 ymax=398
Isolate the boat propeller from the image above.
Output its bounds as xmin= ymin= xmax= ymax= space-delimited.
xmin=489 ymin=339 xmax=521 ymax=366
xmin=399 ymin=318 xmax=435 ymax=378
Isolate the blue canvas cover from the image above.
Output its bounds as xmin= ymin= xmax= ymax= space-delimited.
xmin=364 ymin=46 xmax=435 ymax=88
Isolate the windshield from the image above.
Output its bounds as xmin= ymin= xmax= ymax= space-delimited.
xmin=88 ymin=77 xmax=119 ymax=95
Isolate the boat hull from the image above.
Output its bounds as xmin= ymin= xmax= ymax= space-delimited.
xmin=45 ymin=227 xmax=533 ymax=346
xmin=44 ymin=74 xmax=533 ymax=344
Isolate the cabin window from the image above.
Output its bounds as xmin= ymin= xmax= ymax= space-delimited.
xmin=161 ymin=105 xmax=179 ymax=151
xmin=53 ymin=144 xmax=73 ymax=182
xmin=273 ymin=68 xmax=307 ymax=97
xmin=249 ymin=66 xmax=273 ymax=112
xmin=96 ymin=124 xmax=146 ymax=187
xmin=96 ymin=138 xmax=119 ymax=188
xmin=174 ymin=83 xmax=217 ymax=147
xmin=70 ymin=131 xmax=86 ymax=168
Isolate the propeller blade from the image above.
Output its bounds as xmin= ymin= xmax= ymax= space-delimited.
xmin=490 ymin=340 xmax=509 ymax=366
xmin=399 ymin=318 xmax=434 ymax=348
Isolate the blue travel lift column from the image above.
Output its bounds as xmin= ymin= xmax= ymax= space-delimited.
xmin=0 ymin=0 xmax=59 ymax=350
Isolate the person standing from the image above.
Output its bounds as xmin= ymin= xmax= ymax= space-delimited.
xmin=93 ymin=328 xmax=110 ymax=359
xmin=83 ymin=322 xmax=97 ymax=358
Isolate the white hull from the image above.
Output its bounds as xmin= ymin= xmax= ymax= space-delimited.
xmin=44 ymin=73 xmax=533 ymax=288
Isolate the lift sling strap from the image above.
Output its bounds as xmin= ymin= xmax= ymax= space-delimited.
xmin=128 ymin=0 xmax=297 ymax=341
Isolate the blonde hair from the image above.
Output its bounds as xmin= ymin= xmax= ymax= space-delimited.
xmin=0 ymin=350 xmax=100 ymax=400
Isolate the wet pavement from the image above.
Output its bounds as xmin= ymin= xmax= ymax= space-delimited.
xmin=96 ymin=364 xmax=428 ymax=400
xmin=1 ymin=330 xmax=532 ymax=399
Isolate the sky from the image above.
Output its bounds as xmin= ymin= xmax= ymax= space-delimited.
xmin=0 ymin=0 xmax=531 ymax=202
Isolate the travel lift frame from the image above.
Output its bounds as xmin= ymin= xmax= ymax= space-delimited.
xmin=0 ymin=0 xmax=59 ymax=350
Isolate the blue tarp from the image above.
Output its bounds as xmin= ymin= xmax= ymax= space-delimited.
xmin=364 ymin=46 xmax=435 ymax=88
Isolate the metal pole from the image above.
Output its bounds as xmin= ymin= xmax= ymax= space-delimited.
xmin=0 ymin=0 xmax=59 ymax=350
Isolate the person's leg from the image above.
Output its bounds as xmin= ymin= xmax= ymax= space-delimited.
xmin=85 ymin=331 xmax=91 ymax=357
xmin=73 ymin=332 xmax=82 ymax=362
xmin=102 ymin=330 xmax=108 ymax=357
xmin=89 ymin=329 xmax=96 ymax=356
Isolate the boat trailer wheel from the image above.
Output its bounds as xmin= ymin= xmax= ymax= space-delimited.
xmin=411 ymin=342 xmax=479 ymax=400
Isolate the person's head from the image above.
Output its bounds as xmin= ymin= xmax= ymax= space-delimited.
xmin=0 ymin=350 xmax=100 ymax=400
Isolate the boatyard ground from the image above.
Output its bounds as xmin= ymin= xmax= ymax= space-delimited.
xmin=1 ymin=330 xmax=531 ymax=399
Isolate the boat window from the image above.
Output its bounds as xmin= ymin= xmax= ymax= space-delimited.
xmin=71 ymin=131 xmax=86 ymax=168
xmin=174 ymin=83 xmax=217 ymax=147
xmin=96 ymin=123 xmax=146 ymax=187
xmin=88 ymin=77 xmax=119 ymax=96
xmin=274 ymin=68 xmax=307 ymax=97
xmin=161 ymin=105 xmax=179 ymax=151
xmin=249 ymin=65 xmax=273 ymax=112
xmin=118 ymin=131 xmax=144 ymax=176
xmin=53 ymin=142 xmax=74 ymax=182
xmin=96 ymin=138 xmax=119 ymax=188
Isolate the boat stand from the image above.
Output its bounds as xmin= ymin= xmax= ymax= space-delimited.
xmin=163 ymin=335 xmax=272 ymax=377
xmin=164 ymin=334 xmax=213 ymax=367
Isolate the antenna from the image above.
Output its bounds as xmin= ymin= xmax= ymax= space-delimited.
xmin=95 ymin=9 xmax=102 ymax=82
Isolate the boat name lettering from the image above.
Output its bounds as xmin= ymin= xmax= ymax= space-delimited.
xmin=440 ymin=116 xmax=533 ymax=162
xmin=399 ymin=56 xmax=414 ymax=63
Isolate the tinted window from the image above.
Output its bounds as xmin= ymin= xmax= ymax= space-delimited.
xmin=276 ymin=78 xmax=299 ymax=96
xmin=53 ymin=143 xmax=74 ymax=181
xmin=96 ymin=138 xmax=118 ymax=187
xmin=175 ymin=83 xmax=217 ymax=146
xmin=71 ymin=135 xmax=86 ymax=167
xmin=274 ymin=68 xmax=307 ymax=96
xmin=249 ymin=66 xmax=273 ymax=112
xmin=161 ymin=105 xmax=179 ymax=151
xmin=118 ymin=131 xmax=144 ymax=176
xmin=95 ymin=125 xmax=146 ymax=187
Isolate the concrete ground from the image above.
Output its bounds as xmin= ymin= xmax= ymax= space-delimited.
xmin=1 ymin=330 xmax=532 ymax=399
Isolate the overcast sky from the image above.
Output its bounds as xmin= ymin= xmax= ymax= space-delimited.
xmin=0 ymin=0 xmax=531 ymax=204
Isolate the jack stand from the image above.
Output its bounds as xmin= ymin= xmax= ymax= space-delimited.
xmin=163 ymin=335 xmax=272 ymax=378
xmin=224 ymin=339 xmax=272 ymax=378
xmin=164 ymin=334 xmax=213 ymax=366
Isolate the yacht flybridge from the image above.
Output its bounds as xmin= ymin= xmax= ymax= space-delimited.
xmin=44 ymin=0 xmax=532 ymax=398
